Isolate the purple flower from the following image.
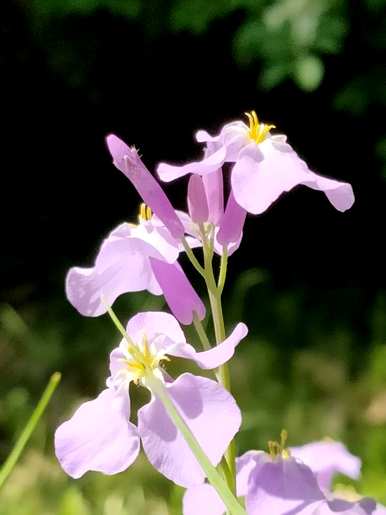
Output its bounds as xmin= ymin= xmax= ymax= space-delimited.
xmin=179 ymin=170 xmax=246 ymax=253
xmin=291 ymin=440 xmax=361 ymax=491
xmin=183 ymin=448 xmax=375 ymax=515
xmin=55 ymin=311 xmax=247 ymax=486
xmin=157 ymin=111 xmax=354 ymax=215
xmin=66 ymin=212 xmax=183 ymax=317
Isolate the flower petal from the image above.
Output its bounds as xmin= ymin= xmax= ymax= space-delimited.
xmin=291 ymin=441 xmax=361 ymax=491
xmin=66 ymin=224 xmax=164 ymax=317
xmin=106 ymin=134 xmax=184 ymax=239
xmin=126 ymin=311 xmax=186 ymax=350
xmin=202 ymin=168 xmax=224 ymax=225
xmin=149 ymin=259 xmax=206 ymax=325
xmin=302 ymin=173 xmax=355 ymax=212
xmin=138 ymin=373 xmax=241 ymax=487
xmin=301 ymin=498 xmax=376 ymax=515
xmin=157 ymin=145 xmax=227 ymax=182
xmin=188 ymin=175 xmax=209 ymax=223
xmin=168 ymin=322 xmax=248 ymax=369
xmin=236 ymin=450 xmax=264 ymax=496
xmin=232 ymin=139 xmax=354 ymax=215
xmin=231 ymin=141 xmax=311 ymax=215
xmin=246 ymin=455 xmax=324 ymax=515
xmin=55 ymin=388 xmax=139 ymax=478
xmin=217 ymin=191 xmax=247 ymax=246
xmin=183 ymin=484 xmax=226 ymax=515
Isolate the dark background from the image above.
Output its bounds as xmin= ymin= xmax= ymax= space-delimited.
xmin=1 ymin=1 xmax=386 ymax=513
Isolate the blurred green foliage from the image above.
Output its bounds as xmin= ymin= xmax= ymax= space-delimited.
xmin=1 ymin=274 xmax=386 ymax=513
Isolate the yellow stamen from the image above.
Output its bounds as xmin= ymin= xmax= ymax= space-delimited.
xmin=244 ymin=110 xmax=276 ymax=144
xmin=138 ymin=202 xmax=153 ymax=223
xmin=268 ymin=429 xmax=291 ymax=459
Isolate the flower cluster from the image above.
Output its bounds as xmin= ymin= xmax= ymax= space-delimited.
xmin=56 ymin=112 xmax=382 ymax=515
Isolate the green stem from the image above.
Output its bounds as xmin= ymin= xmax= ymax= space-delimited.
xmin=0 ymin=372 xmax=61 ymax=490
xmin=146 ymin=374 xmax=245 ymax=515
xmin=182 ymin=237 xmax=206 ymax=277
xmin=193 ymin=313 xmax=211 ymax=351
xmin=200 ymin=230 xmax=237 ymax=493
xmin=218 ymin=247 xmax=228 ymax=294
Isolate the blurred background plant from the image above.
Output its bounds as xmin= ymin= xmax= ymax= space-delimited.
xmin=1 ymin=0 xmax=385 ymax=513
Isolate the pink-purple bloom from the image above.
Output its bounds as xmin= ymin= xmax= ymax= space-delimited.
xmin=291 ymin=440 xmax=361 ymax=491
xmin=157 ymin=111 xmax=355 ymax=215
xmin=55 ymin=312 xmax=247 ymax=486
xmin=66 ymin=216 xmax=181 ymax=317
xmin=183 ymin=449 xmax=375 ymax=515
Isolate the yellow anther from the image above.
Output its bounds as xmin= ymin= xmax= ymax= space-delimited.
xmin=138 ymin=202 xmax=153 ymax=223
xmin=244 ymin=110 xmax=276 ymax=144
xmin=268 ymin=429 xmax=291 ymax=459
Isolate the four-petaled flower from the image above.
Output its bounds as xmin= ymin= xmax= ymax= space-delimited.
xmin=55 ymin=312 xmax=247 ymax=487
xmin=158 ymin=111 xmax=355 ymax=216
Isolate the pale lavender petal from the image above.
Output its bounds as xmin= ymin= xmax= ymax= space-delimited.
xmin=157 ymin=145 xmax=227 ymax=182
xmin=231 ymin=141 xmax=311 ymax=215
xmin=138 ymin=373 xmax=241 ymax=487
xmin=374 ymin=504 xmax=386 ymax=514
xmin=302 ymin=173 xmax=355 ymax=212
xmin=183 ymin=484 xmax=225 ymax=515
xmin=66 ymin=226 xmax=164 ymax=317
xmin=149 ymin=258 xmax=206 ymax=325
xmin=55 ymin=388 xmax=139 ymax=478
xmin=302 ymin=498 xmax=376 ymax=515
xmin=202 ymin=168 xmax=224 ymax=224
xmin=232 ymin=139 xmax=354 ymax=215
xmin=126 ymin=311 xmax=186 ymax=351
xmin=188 ymin=175 xmax=209 ymax=223
xmin=291 ymin=441 xmax=361 ymax=491
xmin=246 ymin=455 xmax=324 ymax=515
xmin=106 ymin=134 xmax=184 ymax=239
xmin=168 ymin=322 xmax=248 ymax=369
xmin=236 ymin=450 xmax=263 ymax=496
xmin=217 ymin=191 xmax=247 ymax=246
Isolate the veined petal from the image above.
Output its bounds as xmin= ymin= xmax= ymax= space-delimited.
xmin=202 ymin=168 xmax=224 ymax=225
xmin=157 ymin=145 xmax=227 ymax=182
xmin=231 ymin=140 xmax=311 ymax=215
xmin=300 ymin=498 xmax=376 ymax=515
xmin=291 ymin=441 xmax=361 ymax=491
xmin=66 ymin=225 xmax=165 ymax=317
xmin=302 ymin=173 xmax=355 ymax=212
xmin=236 ymin=450 xmax=264 ymax=497
xmin=106 ymin=134 xmax=184 ymax=239
xmin=55 ymin=388 xmax=139 ymax=478
xmin=149 ymin=259 xmax=206 ymax=325
xmin=126 ymin=311 xmax=186 ymax=351
xmin=246 ymin=455 xmax=325 ymax=515
xmin=168 ymin=322 xmax=248 ymax=369
xmin=217 ymin=191 xmax=247 ymax=246
xmin=138 ymin=373 xmax=241 ymax=487
xmin=183 ymin=483 xmax=226 ymax=515
xmin=188 ymin=175 xmax=209 ymax=223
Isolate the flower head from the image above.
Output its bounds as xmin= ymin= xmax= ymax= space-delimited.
xmin=183 ymin=436 xmax=375 ymax=515
xmin=66 ymin=206 xmax=182 ymax=317
xmin=157 ymin=111 xmax=355 ymax=216
xmin=55 ymin=312 xmax=247 ymax=486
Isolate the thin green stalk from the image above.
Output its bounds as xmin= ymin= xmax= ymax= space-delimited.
xmin=218 ymin=247 xmax=228 ymax=294
xmin=182 ymin=237 xmax=206 ymax=277
xmin=200 ymin=227 xmax=237 ymax=492
xmin=146 ymin=373 xmax=245 ymax=515
xmin=193 ymin=313 xmax=212 ymax=351
xmin=0 ymin=372 xmax=61 ymax=490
